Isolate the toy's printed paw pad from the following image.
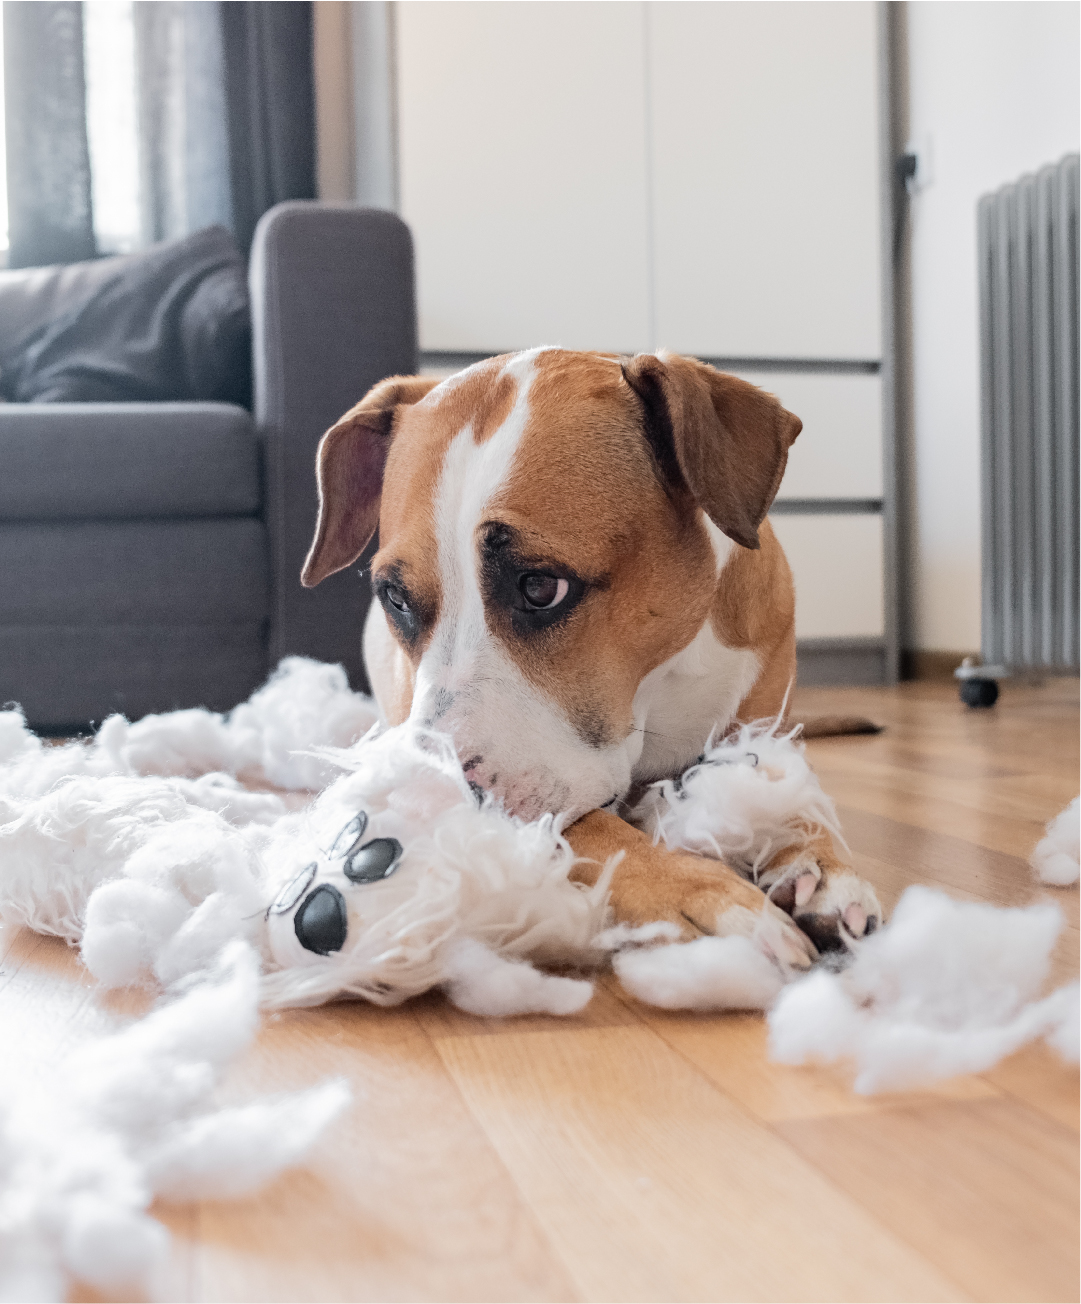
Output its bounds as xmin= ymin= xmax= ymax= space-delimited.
xmin=295 ymin=883 xmax=348 ymax=954
xmin=327 ymin=812 xmax=404 ymax=885
xmin=329 ymin=811 xmax=369 ymax=858
xmin=794 ymin=871 xmax=882 ymax=953
xmin=269 ymin=861 xmax=317 ymax=916
xmin=344 ymin=837 xmax=403 ymax=884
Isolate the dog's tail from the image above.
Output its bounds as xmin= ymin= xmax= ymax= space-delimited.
xmin=796 ymin=715 xmax=883 ymax=739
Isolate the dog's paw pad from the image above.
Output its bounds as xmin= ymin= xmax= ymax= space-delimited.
xmin=794 ymin=872 xmax=882 ymax=953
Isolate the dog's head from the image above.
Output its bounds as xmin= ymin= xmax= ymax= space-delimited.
xmin=302 ymin=349 xmax=800 ymax=820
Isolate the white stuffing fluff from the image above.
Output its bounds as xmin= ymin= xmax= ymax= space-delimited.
xmin=0 ymin=655 xmax=378 ymax=801
xmin=442 ymin=937 xmax=594 ymax=1016
xmin=0 ymin=943 xmax=349 ymax=1302
xmin=632 ymin=720 xmax=844 ymax=878
xmin=615 ymin=935 xmax=784 ymax=1010
xmin=768 ymin=885 xmax=1080 ymax=1093
xmin=1030 ymin=796 xmax=1080 ymax=886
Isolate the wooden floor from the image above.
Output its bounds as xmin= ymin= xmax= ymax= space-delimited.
xmin=4 ymin=679 xmax=1079 ymax=1303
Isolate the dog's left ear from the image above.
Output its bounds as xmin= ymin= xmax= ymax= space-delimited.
xmin=621 ymin=352 xmax=802 ymax=550
xmin=301 ymin=375 xmax=439 ymax=587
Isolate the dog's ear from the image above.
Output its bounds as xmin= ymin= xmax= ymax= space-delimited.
xmin=301 ymin=375 xmax=440 ymax=587
xmin=621 ymin=353 xmax=801 ymax=550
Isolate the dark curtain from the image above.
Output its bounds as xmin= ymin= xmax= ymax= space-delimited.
xmin=220 ymin=2 xmax=316 ymax=255
xmin=2 ymin=0 xmax=316 ymax=267
xmin=3 ymin=2 xmax=95 ymax=269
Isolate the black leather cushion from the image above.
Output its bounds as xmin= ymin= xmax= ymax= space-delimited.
xmin=0 ymin=226 xmax=252 ymax=406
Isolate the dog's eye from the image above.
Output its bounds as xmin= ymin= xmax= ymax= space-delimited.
xmin=519 ymin=573 xmax=569 ymax=610
xmin=384 ymin=584 xmax=410 ymax=613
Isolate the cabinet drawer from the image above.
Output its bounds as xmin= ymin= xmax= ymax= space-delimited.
xmin=769 ymin=514 xmax=884 ymax=639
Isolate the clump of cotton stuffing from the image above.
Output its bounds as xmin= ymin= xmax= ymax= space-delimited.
xmin=768 ymin=885 xmax=1080 ymax=1093
xmin=0 ymin=943 xmax=349 ymax=1303
xmin=1031 ymin=797 xmax=1080 ymax=886
xmin=614 ymin=934 xmax=784 ymax=1010
xmin=0 ymin=656 xmax=379 ymax=805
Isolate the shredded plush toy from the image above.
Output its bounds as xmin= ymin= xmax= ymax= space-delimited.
xmin=0 ymin=659 xmax=848 ymax=1016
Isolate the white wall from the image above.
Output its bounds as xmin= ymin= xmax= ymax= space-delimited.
xmin=905 ymin=0 xmax=1080 ymax=653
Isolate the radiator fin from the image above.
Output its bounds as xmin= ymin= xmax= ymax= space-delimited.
xmin=979 ymin=153 xmax=1080 ymax=673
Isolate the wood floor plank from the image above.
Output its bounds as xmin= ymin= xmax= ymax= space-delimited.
xmin=434 ymin=1024 xmax=963 ymax=1303
xmin=626 ymin=1006 xmax=999 ymax=1123
xmin=411 ymin=972 xmax=634 ymax=1041
xmin=778 ymin=1098 xmax=1080 ymax=1303
xmin=812 ymin=753 xmax=1076 ymax=830
xmin=983 ymin=1042 xmax=1081 ymax=1133
xmin=194 ymin=1001 xmax=579 ymax=1303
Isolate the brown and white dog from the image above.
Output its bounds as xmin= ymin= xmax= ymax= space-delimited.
xmin=301 ymin=348 xmax=881 ymax=971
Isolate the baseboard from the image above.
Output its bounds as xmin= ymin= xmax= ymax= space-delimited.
xmin=900 ymin=649 xmax=978 ymax=681
xmin=797 ymin=637 xmax=887 ymax=687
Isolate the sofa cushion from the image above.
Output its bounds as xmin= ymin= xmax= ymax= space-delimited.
xmin=0 ymin=226 xmax=251 ymax=406
xmin=0 ymin=252 xmax=135 ymax=354
xmin=0 ymin=518 xmax=270 ymax=625
xmin=0 ymin=403 xmax=260 ymax=521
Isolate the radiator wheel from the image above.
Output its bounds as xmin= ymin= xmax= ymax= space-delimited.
xmin=960 ymin=677 xmax=999 ymax=708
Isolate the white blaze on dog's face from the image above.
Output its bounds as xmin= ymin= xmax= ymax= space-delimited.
xmin=302 ymin=349 xmax=801 ymax=821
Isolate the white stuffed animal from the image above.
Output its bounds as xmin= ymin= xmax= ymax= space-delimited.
xmin=0 ymin=660 xmax=837 ymax=1015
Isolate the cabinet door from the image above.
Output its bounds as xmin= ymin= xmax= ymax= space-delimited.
xmin=649 ymin=1 xmax=882 ymax=360
xmin=726 ymin=371 xmax=883 ymax=500
xmin=769 ymin=515 xmax=885 ymax=639
xmin=397 ymin=1 xmax=651 ymax=354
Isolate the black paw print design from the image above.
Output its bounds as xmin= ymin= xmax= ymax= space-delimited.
xmin=269 ymin=812 xmax=404 ymax=956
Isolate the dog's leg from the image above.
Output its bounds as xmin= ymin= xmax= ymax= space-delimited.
xmin=755 ymin=829 xmax=882 ymax=953
xmin=566 ymin=810 xmax=817 ymax=973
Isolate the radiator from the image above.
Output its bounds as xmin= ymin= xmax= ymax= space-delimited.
xmin=978 ymin=153 xmax=1080 ymax=674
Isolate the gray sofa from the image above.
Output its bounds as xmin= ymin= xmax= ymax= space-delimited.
xmin=0 ymin=204 xmax=416 ymax=729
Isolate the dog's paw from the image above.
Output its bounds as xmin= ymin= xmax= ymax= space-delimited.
xmin=681 ymin=893 xmax=818 ymax=975
xmin=759 ymin=837 xmax=882 ymax=953
xmin=793 ymin=870 xmax=882 ymax=953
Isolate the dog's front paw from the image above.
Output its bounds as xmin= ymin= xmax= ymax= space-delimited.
xmin=680 ymin=891 xmax=818 ymax=975
xmin=760 ymin=834 xmax=882 ymax=953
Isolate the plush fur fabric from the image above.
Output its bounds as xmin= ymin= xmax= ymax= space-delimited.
xmin=3 ymin=662 xmax=840 ymax=1015
xmin=631 ymin=718 xmax=845 ymax=874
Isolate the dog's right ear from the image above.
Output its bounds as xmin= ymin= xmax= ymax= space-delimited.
xmin=301 ymin=375 xmax=439 ymax=588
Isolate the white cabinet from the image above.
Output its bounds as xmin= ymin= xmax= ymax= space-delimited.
xmin=397 ymin=1 xmax=651 ymax=353
xmin=648 ymin=2 xmax=882 ymax=361
xmin=769 ymin=515 xmax=885 ymax=639
xmin=395 ymin=1 xmax=890 ymax=668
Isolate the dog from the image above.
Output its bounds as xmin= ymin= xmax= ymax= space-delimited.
xmin=300 ymin=348 xmax=882 ymax=971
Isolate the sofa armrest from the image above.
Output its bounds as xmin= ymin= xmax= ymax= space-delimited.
xmin=249 ymin=202 xmax=416 ymax=688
